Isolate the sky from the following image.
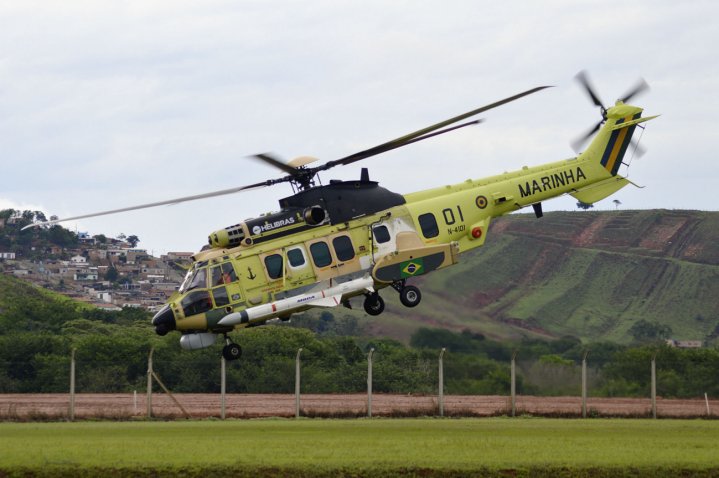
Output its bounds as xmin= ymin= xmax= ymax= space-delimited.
xmin=2 ymin=0 xmax=717 ymax=255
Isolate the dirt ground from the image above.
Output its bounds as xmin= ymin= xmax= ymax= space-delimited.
xmin=0 ymin=393 xmax=716 ymax=420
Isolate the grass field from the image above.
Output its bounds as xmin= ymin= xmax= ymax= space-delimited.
xmin=1 ymin=418 xmax=719 ymax=477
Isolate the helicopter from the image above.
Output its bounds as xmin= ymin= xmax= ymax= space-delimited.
xmin=27 ymin=73 xmax=656 ymax=361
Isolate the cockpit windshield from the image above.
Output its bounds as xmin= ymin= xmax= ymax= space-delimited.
xmin=179 ymin=261 xmax=208 ymax=293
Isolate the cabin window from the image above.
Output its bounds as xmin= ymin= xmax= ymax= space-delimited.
xmin=212 ymin=286 xmax=230 ymax=307
xmin=373 ymin=225 xmax=391 ymax=244
xmin=181 ymin=290 xmax=212 ymax=316
xmin=332 ymin=235 xmax=355 ymax=262
xmin=310 ymin=241 xmax=332 ymax=268
xmin=418 ymin=213 xmax=439 ymax=238
xmin=287 ymin=248 xmax=306 ymax=268
xmin=264 ymin=254 xmax=284 ymax=280
xmin=211 ymin=262 xmax=238 ymax=286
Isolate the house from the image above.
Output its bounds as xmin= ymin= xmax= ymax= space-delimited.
xmin=666 ymin=339 xmax=703 ymax=348
xmin=0 ymin=252 xmax=16 ymax=260
xmin=94 ymin=303 xmax=123 ymax=312
xmin=70 ymin=255 xmax=88 ymax=265
xmin=77 ymin=232 xmax=95 ymax=244
xmin=162 ymin=252 xmax=194 ymax=261
xmin=74 ymin=269 xmax=99 ymax=281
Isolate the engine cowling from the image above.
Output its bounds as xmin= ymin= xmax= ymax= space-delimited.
xmin=179 ymin=333 xmax=218 ymax=351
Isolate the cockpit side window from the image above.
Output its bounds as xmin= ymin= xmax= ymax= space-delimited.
xmin=182 ymin=267 xmax=207 ymax=292
xmin=181 ymin=290 xmax=212 ymax=316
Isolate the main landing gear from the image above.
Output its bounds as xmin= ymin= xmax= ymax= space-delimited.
xmin=362 ymin=280 xmax=422 ymax=316
xmin=222 ymin=334 xmax=242 ymax=361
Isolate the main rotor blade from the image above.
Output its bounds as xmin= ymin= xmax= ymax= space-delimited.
xmin=620 ymin=78 xmax=649 ymax=104
xmin=575 ymin=70 xmax=604 ymax=109
xmin=21 ymin=179 xmax=279 ymax=230
xmin=252 ymin=153 xmax=299 ymax=175
xmin=318 ymin=86 xmax=551 ymax=171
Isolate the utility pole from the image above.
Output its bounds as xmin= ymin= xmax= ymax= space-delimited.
xmin=367 ymin=348 xmax=374 ymax=418
xmin=295 ymin=348 xmax=303 ymax=418
xmin=582 ymin=351 xmax=588 ymax=418
xmin=511 ymin=351 xmax=517 ymax=417
xmin=220 ymin=357 xmax=226 ymax=420
xmin=146 ymin=347 xmax=154 ymax=418
xmin=651 ymin=353 xmax=657 ymax=419
xmin=438 ymin=348 xmax=446 ymax=417
xmin=69 ymin=348 xmax=76 ymax=421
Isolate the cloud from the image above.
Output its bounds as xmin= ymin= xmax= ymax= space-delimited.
xmin=1 ymin=1 xmax=717 ymax=254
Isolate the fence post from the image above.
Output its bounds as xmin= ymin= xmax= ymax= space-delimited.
xmin=146 ymin=347 xmax=154 ymax=419
xmin=511 ymin=351 xmax=517 ymax=417
xmin=220 ymin=357 xmax=226 ymax=420
xmin=295 ymin=348 xmax=303 ymax=418
xmin=367 ymin=348 xmax=374 ymax=418
xmin=69 ymin=348 xmax=76 ymax=421
xmin=651 ymin=353 xmax=657 ymax=419
xmin=438 ymin=348 xmax=446 ymax=417
xmin=582 ymin=351 xmax=588 ymax=418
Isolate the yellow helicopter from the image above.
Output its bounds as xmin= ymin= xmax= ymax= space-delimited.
xmin=28 ymin=72 xmax=656 ymax=361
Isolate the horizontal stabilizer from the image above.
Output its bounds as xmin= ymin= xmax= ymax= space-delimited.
xmin=611 ymin=115 xmax=659 ymax=130
xmin=570 ymin=176 xmax=630 ymax=204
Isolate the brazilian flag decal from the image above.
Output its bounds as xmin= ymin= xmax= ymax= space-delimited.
xmin=401 ymin=258 xmax=424 ymax=278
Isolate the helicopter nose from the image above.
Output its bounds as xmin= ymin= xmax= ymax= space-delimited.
xmin=152 ymin=305 xmax=176 ymax=336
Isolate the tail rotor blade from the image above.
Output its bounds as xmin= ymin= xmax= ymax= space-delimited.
xmin=571 ymin=121 xmax=602 ymax=153
xmin=575 ymin=70 xmax=604 ymax=109
xmin=620 ymin=78 xmax=650 ymax=104
xmin=629 ymin=137 xmax=646 ymax=157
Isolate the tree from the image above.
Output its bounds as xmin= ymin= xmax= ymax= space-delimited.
xmin=93 ymin=234 xmax=107 ymax=244
xmin=104 ymin=266 xmax=119 ymax=282
xmin=613 ymin=199 xmax=622 ymax=210
xmin=126 ymin=235 xmax=140 ymax=248
xmin=576 ymin=201 xmax=594 ymax=210
xmin=629 ymin=319 xmax=673 ymax=344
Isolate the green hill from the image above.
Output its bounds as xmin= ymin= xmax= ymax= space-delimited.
xmin=363 ymin=210 xmax=719 ymax=345
xmin=2 ymin=209 xmax=718 ymax=346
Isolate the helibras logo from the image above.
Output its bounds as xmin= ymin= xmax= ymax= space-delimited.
xmin=251 ymin=217 xmax=296 ymax=235
xmin=518 ymin=166 xmax=586 ymax=198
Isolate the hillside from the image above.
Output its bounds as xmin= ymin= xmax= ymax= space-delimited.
xmin=2 ymin=209 xmax=718 ymax=346
xmin=363 ymin=210 xmax=719 ymax=345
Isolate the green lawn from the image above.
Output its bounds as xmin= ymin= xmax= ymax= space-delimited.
xmin=1 ymin=418 xmax=719 ymax=476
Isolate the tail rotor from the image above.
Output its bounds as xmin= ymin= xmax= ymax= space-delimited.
xmin=571 ymin=71 xmax=650 ymax=154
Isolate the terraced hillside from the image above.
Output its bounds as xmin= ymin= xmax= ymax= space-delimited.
xmin=365 ymin=210 xmax=719 ymax=344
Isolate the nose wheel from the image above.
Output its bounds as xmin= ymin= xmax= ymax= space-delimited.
xmin=363 ymin=292 xmax=385 ymax=316
xmin=222 ymin=335 xmax=242 ymax=361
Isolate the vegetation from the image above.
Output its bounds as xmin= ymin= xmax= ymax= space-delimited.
xmin=1 ymin=209 xmax=718 ymax=398
xmin=367 ymin=210 xmax=719 ymax=345
xmin=0 ymin=209 xmax=79 ymax=259
xmin=1 ymin=271 xmax=718 ymax=397
xmin=1 ymin=419 xmax=719 ymax=476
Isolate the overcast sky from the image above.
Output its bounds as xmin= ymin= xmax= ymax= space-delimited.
xmin=2 ymin=1 xmax=717 ymax=255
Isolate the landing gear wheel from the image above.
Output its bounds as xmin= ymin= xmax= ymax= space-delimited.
xmin=399 ymin=285 xmax=422 ymax=308
xmin=222 ymin=343 xmax=242 ymax=361
xmin=363 ymin=294 xmax=385 ymax=316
